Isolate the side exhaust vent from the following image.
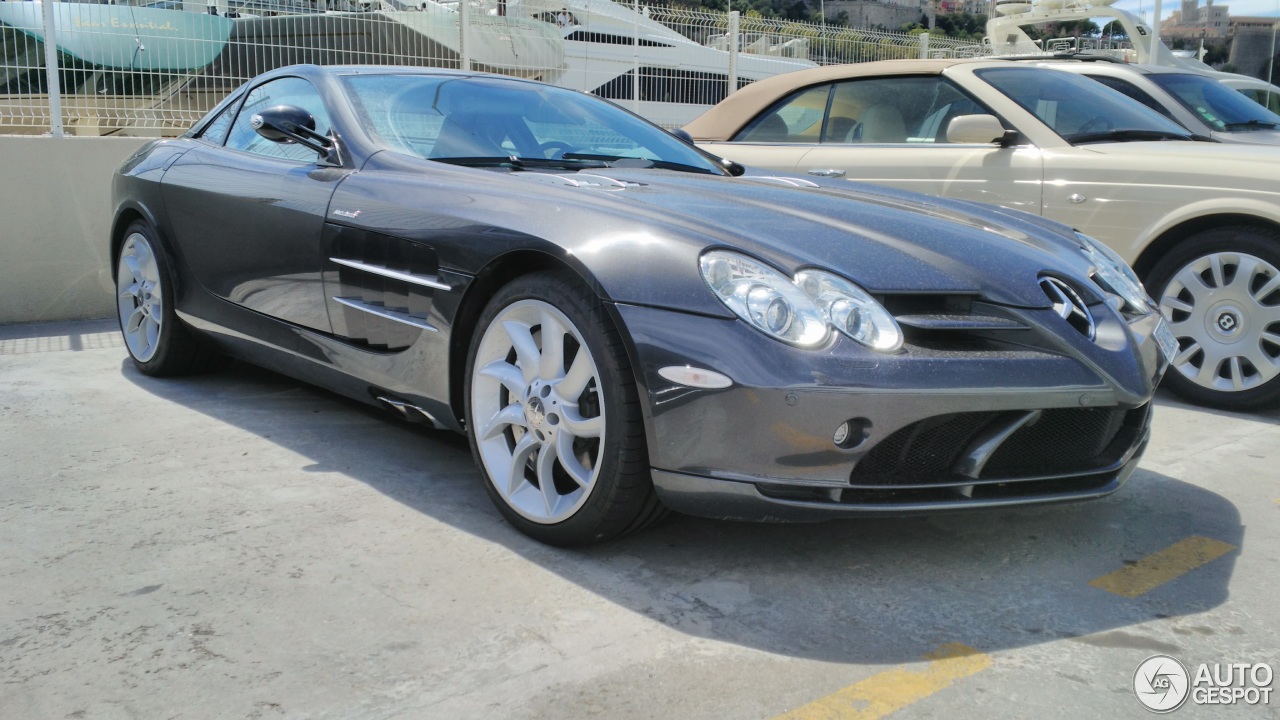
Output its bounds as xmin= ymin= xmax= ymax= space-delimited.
xmin=375 ymin=395 xmax=446 ymax=430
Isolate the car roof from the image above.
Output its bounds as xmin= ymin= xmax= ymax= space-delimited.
xmin=255 ymin=63 xmax=561 ymax=91
xmin=684 ymin=58 xmax=1003 ymax=138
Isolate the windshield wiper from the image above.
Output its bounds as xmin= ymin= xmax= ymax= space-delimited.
xmin=1065 ymin=128 xmax=1197 ymax=145
xmin=1223 ymin=119 xmax=1279 ymax=131
xmin=563 ymin=153 xmax=718 ymax=174
xmin=433 ymin=156 xmax=610 ymax=170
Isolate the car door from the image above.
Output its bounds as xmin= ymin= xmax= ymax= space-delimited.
xmin=700 ymin=75 xmax=1044 ymax=216
xmin=161 ymin=75 xmax=351 ymax=333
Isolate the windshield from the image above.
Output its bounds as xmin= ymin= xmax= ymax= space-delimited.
xmin=340 ymin=74 xmax=724 ymax=174
xmin=974 ymin=66 xmax=1192 ymax=145
xmin=1148 ymin=73 xmax=1280 ymax=131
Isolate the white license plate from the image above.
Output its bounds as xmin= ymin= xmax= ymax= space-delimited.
xmin=1153 ymin=318 xmax=1179 ymax=363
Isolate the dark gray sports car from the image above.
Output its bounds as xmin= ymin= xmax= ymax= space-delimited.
xmin=111 ymin=65 xmax=1171 ymax=546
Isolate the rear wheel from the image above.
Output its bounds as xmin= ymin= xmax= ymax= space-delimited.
xmin=115 ymin=221 xmax=223 ymax=376
xmin=464 ymin=271 xmax=665 ymax=546
xmin=1146 ymin=227 xmax=1280 ymax=410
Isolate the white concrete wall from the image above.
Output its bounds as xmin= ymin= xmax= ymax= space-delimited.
xmin=1 ymin=136 xmax=151 ymax=324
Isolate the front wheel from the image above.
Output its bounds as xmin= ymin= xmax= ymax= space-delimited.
xmin=1146 ymin=226 xmax=1280 ymax=410
xmin=464 ymin=271 xmax=664 ymax=546
xmin=115 ymin=221 xmax=223 ymax=376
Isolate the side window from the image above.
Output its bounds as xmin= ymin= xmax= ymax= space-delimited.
xmin=828 ymin=76 xmax=986 ymax=144
xmin=225 ymin=77 xmax=333 ymax=162
xmin=733 ymin=85 xmax=832 ymax=143
xmin=197 ymin=99 xmax=238 ymax=146
xmin=1087 ymin=75 xmax=1175 ymax=120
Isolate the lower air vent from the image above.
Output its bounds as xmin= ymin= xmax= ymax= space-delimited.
xmin=851 ymin=412 xmax=996 ymax=485
xmin=850 ymin=404 xmax=1148 ymax=486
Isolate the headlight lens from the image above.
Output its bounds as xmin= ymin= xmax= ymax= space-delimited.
xmin=796 ymin=269 xmax=904 ymax=352
xmin=700 ymin=250 xmax=829 ymax=347
xmin=1076 ymin=232 xmax=1151 ymax=312
xmin=699 ymin=250 xmax=902 ymax=352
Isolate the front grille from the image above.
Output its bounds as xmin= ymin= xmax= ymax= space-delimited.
xmin=851 ymin=412 xmax=997 ymax=485
xmin=879 ymin=294 xmax=1033 ymax=352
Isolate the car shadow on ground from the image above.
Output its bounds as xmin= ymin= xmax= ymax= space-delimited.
xmin=123 ymin=358 xmax=1245 ymax=666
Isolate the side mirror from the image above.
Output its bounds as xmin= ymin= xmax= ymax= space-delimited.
xmin=719 ymin=156 xmax=746 ymax=177
xmin=251 ymin=104 xmax=340 ymax=165
xmin=946 ymin=114 xmax=1016 ymax=146
xmin=672 ymin=126 xmax=745 ymax=176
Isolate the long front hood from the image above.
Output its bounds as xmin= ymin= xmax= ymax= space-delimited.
xmin=517 ymin=169 xmax=1091 ymax=308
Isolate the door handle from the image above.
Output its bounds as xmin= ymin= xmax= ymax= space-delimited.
xmin=807 ymin=169 xmax=846 ymax=178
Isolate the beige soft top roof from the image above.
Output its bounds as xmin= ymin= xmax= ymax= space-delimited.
xmin=684 ymin=57 xmax=998 ymax=140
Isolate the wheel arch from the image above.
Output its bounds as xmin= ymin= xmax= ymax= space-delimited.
xmin=446 ymin=249 xmax=647 ymax=433
xmin=1132 ymin=213 xmax=1280 ymax=280
xmin=109 ymin=202 xmax=167 ymax=281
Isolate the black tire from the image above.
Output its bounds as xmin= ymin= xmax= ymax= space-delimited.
xmin=114 ymin=220 xmax=224 ymax=377
xmin=1145 ymin=226 xmax=1280 ymax=411
xmin=464 ymin=270 xmax=666 ymax=546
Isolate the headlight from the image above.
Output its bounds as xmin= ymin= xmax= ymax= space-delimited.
xmin=1076 ymin=232 xmax=1151 ymax=312
xmin=700 ymin=251 xmax=829 ymax=347
xmin=699 ymin=250 xmax=902 ymax=352
xmin=795 ymin=269 xmax=903 ymax=352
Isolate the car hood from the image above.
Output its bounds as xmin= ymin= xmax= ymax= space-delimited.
xmin=511 ymin=168 xmax=1092 ymax=309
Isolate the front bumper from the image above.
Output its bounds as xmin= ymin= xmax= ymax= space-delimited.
xmin=616 ymin=300 xmax=1166 ymax=521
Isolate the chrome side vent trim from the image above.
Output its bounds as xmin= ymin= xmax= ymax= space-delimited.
xmin=333 ymin=297 xmax=438 ymax=332
xmin=329 ymin=257 xmax=451 ymax=291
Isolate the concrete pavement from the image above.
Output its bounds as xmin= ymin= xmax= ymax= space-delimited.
xmin=1 ymin=320 xmax=1276 ymax=719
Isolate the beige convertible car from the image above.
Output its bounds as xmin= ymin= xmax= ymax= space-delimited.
xmin=686 ymin=58 xmax=1280 ymax=411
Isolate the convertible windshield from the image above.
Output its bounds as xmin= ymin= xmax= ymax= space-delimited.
xmin=974 ymin=67 xmax=1193 ymax=145
xmin=1148 ymin=72 xmax=1280 ymax=131
xmin=340 ymin=73 xmax=724 ymax=174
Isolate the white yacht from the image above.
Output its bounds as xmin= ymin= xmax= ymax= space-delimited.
xmin=221 ymin=0 xmax=814 ymax=126
xmin=515 ymin=0 xmax=814 ymax=126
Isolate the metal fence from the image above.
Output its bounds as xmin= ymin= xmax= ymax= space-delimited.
xmin=1 ymin=0 xmax=984 ymax=135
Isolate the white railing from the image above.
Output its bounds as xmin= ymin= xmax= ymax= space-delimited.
xmin=1 ymin=0 xmax=984 ymax=135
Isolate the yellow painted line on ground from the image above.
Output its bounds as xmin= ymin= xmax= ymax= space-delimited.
xmin=1089 ymin=536 xmax=1237 ymax=599
xmin=774 ymin=643 xmax=991 ymax=720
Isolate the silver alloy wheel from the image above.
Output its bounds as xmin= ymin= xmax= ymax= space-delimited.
xmin=116 ymin=232 xmax=164 ymax=363
xmin=1159 ymin=251 xmax=1280 ymax=392
xmin=470 ymin=299 xmax=605 ymax=524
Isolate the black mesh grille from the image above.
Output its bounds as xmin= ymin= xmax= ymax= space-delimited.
xmin=850 ymin=405 xmax=1144 ymax=487
xmin=980 ymin=407 xmax=1129 ymax=478
xmin=851 ymin=413 xmax=997 ymax=485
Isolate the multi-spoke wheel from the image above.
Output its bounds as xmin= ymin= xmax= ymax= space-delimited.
xmin=465 ymin=271 xmax=664 ymax=545
xmin=114 ymin=221 xmax=223 ymax=376
xmin=117 ymin=230 xmax=164 ymax=363
xmin=1147 ymin=227 xmax=1280 ymax=410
